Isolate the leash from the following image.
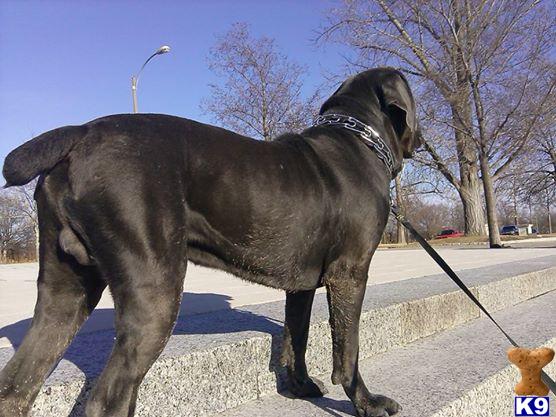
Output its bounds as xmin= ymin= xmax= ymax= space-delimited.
xmin=391 ymin=204 xmax=556 ymax=395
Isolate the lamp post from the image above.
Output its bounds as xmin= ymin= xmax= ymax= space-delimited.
xmin=131 ymin=45 xmax=171 ymax=113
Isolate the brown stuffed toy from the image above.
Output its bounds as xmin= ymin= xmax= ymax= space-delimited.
xmin=507 ymin=347 xmax=555 ymax=396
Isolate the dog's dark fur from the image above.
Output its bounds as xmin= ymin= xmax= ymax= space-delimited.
xmin=0 ymin=67 xmax=421 ymax=417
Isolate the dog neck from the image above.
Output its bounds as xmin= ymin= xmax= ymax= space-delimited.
xmin=313 ymin=113 xmax=395 ymax=177
xmin=318 ymin=97 xmax=404 ymax=176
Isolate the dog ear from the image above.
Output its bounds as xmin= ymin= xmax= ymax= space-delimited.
xmin=332 ymin=76 xmax=355 ymax=96
xmin=379 ymin=72 xmax=420 ymax=158
xmin=319 ymin=76 xmax=356 ymax=115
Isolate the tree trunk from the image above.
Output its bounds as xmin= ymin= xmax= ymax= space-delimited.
xmin=512 ymin=191 xmax=518 ymax=226
xmin=550 ymin=148 xmax=556 ymax=186
xmin=449 ymin=10 xmax=486 ymax=237
xmin=479 ymin=150 xmax=502 ymax=247
xmin=34 ymin=222 xmax=39 ymax=261
xmin=469 ymin=68 xmax=501 ymax=246
xmin=394 ymin=175 xmax=407 ymax=245
xmin=457 ymin=163 xmax=485 ymax=235
xmin=548 ymin=197 xmax=553 ymax=234
xmin=458 ymin=177 xmax=485 ymax=236
xmin=449 ymin=80 xmax=484 ymax=234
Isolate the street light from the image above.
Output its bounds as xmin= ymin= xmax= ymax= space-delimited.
xmin=131 ymin=45 xmax=171 ymax=113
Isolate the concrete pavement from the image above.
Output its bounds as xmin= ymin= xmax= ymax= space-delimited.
xmin=5 ymin=255 xmax=553 ymax=416
xmin=1 ymin=243 xmax=556 ymax=348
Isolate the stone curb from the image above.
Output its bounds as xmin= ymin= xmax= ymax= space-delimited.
xmin=10 ymin=259 xmax=554 ymax=416
xmin=217 ymin=290 xmax=556 ymax=417
xmin=428 ymin=337 xmax=556 ymax=417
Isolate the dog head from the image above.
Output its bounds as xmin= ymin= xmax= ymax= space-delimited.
xmin=320 ymin=68 xmax=422 ymax=159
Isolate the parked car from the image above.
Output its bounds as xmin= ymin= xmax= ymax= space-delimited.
xmin=500 ymin=225 xmax=519 ymax=235
xmin=435 ymin=229 xmax=464 ymax=239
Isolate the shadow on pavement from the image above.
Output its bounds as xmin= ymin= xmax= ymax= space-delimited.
xmin=0 ymin=292 xmax=352 ymax=417
xmin=1 ymin=292 xmax=239 ymax=350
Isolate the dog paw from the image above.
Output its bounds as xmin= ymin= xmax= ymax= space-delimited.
xmin=355 ymin=394 xmax=402 ymax=417
xmin=287 ymin=376 xmax=328 ymax=398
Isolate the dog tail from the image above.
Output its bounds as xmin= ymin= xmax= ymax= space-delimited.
xmin=3 ymin=125 xmax=88 ymax=188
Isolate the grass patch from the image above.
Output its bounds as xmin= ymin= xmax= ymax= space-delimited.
xmin=379 ymin=234 xmax=544 ymax=249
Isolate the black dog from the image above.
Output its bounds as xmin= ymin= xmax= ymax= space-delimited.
xmin=0 ymin=67 xmax=420 ymax=417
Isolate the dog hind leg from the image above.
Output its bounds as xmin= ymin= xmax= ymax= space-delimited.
xmin=84 ymin=258 xmax=186 ymax=417
xmin=0 ymin=194 xmax=105 ymax=417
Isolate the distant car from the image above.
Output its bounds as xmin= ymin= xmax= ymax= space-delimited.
xmin=436 ymin=229 xmax=464 ymax=239
xmin=500 ymin=225 xmax=519 ymax=235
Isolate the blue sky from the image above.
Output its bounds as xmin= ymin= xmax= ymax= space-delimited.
xmin=0 ymin=0 xmax=349 ymax=175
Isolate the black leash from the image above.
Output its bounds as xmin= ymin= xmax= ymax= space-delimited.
xmin=391 ymin=205 xmax=556 ymax=395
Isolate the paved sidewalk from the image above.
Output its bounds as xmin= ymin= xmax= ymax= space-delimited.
xmin=1 ymin=244 xmax=555 ymax=348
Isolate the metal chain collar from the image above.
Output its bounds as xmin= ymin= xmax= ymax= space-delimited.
xmin=313 ymin=113 xmax=395 ymax=176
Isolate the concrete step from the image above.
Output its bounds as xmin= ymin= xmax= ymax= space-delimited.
xmin=0 ymin=255 xmax=554 ymax=416
xmin=220 ymin=291 xmax=556 ymax=417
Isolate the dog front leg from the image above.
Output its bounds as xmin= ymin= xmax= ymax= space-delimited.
xmin=326 ymin=273 xmax=400 ymax=417
xmin=281 ymin=289 xmax=326 ymax=397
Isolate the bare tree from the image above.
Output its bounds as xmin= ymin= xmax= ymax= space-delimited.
xmin=499 ymin=110 xmax=556 ymax=234
xmin=407 ymin=197 xmax=463 ymax=240
xmin=321 ymin=0 xmax=554 ymax=245
xmin=467 ymin=25 xmax=555 ymax=246
xmin=533 ymin=128 xmax=556 ymax=192
xmin=520 ymin=102 xmax=556 ymax=197
xmin=393 ymin=175 xmax=407 ymax=244
xmin=0 ymin=191 xmax=36 ymax=263
xmin=392 ymin=161 xmax=448 ymax=243
xmin=202 ymin=23 xmax=320 ymax=141
xmin=11 ymin=180 xmax=39 ymax=259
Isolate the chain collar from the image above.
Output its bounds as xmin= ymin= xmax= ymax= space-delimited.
xmin=313 ymin=113 xmax=395 ymax=176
